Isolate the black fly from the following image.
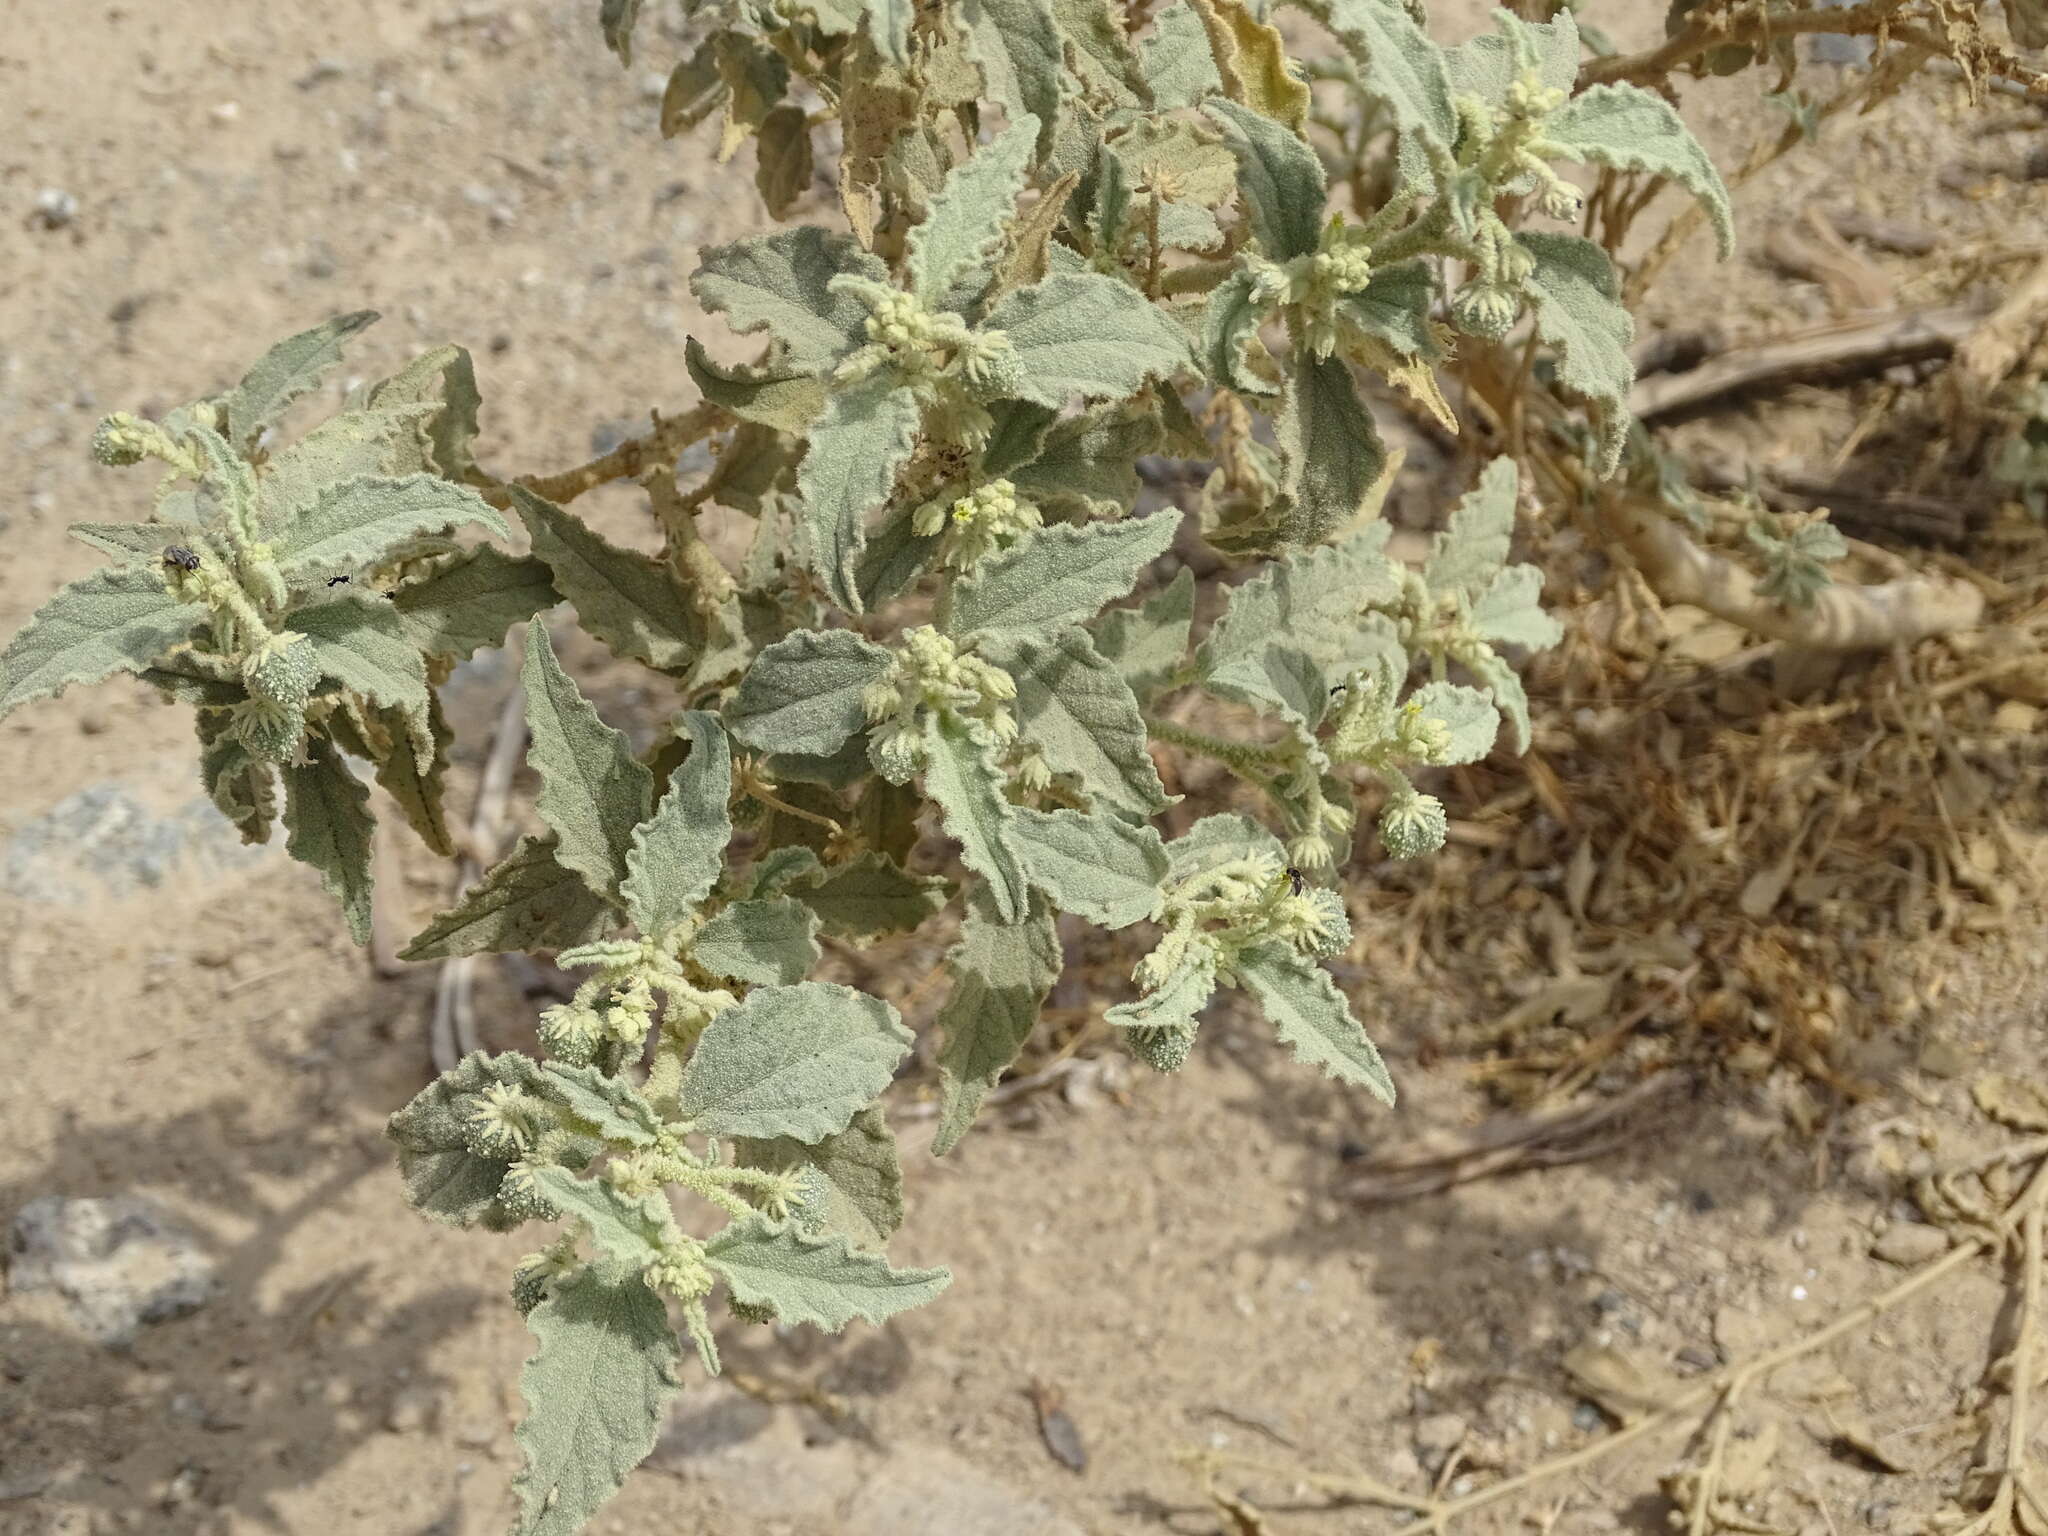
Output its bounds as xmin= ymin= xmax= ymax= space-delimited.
xmin=1285 ymin=866 xmax=1306 ymax=897
xmin=162 ymin=546 xmax=201 ymax=571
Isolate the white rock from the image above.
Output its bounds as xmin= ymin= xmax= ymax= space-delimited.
xmin=7 ymin=1195 xmax=217 ymax=1346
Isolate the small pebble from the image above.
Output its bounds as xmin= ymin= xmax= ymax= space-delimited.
xmin=31 ymin=187 xmax=77 ymax=228
xmin=1871 ymin=1222 xmax=1948 ymax=1267
xmin=1571 ymin=1401 xmax=1605 ymax=1432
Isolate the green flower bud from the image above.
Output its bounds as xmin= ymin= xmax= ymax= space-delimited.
xmin=232 ymin=697 xmax=307 ymax=765
xmin=1379 ymin=790 xmax=1448 ymax=860
xmin=245 ymin=633 xmax=319 ymax=713
xmin=1451 ymin=282 xmax=1521 ymax=342
xmin=1126 ymin=1023 xmax=1195 ymax=1073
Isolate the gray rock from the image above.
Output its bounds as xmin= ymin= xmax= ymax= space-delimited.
xmin=7 ymin=1195 xmax=218 ymax=1346
xmin=0 ymin=785 xmax=271 ymax=904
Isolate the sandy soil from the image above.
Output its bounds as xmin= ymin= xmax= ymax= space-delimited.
xmin=4 ymin=3 xmax=2048 ymax=1534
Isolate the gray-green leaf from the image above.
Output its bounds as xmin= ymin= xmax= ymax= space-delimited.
xmin=727 ymin=628 xmax=892 ymax=756
xmin=1143 ymin=0 xmax=1224 ymax=109
xmin=386 ymin=1050 xmax=549 ymax=1229
xmin=908 ymin=112 xmax=1039 ymax=309
xmin=986 ymin=273 xmax=1194 ymax=406
xmin=1545 ymin=84 xmax=1734 ymax=259
xmin=522 ymin=627 xmax=654 ymax=905
xmin=932 ymin=888 xmax=1061 ymax=1154
xmin=1010 ymin=806 xmax=1167 ymax=927
xmin=512 ymin=487 xmax=699 ymax=673
xmin=270 ymin=474 xmax=509 ymax=586
xmin=734 ymin=1105 xmax=903 ymax=1249
xmin=0 ymin=565 xmax=204 ymax=721
xmin=540 ymin=1062 xmax=663 ymax=1148
xmin=692 ymin=896 xmax=823 ymax=986
xmin=678 ymin=981 xmax=912 ymax=1142
xmin=704 ymin=1215 xmax=949 ymax=1328
xmin=1515 ymin=232 xmax=1634 ymax=474
xmin=293 ymin=594 xmax=432 ymax=725
xmin=920 ymin=713 xmax=1032 ymax=923
xmin=789 ymin=852 xmax=949 ymax=937
xmin=1091 ymin=566 xmax=1194 ymax=703
xmin=691 ymin=227 xmax=887 ymax=371
xmin=391 ymin=547 xmax=561 ymax=662
xmin=282 ymin=737 xmax=376 ymax=947
xmin=986 ymin=627 xmax=1170 ymax=816
xmin=224 ymin=310 xmax=378 ymax=450
xmin=1235 ymin=942 xmax=1395 ymax=1103
xmin=961 ymin=0 xmax=1065 ymax=155
xmin=1205 ymin=99 xmax=1326 ymax=261
xmin=796 ymin=376 xmax=921 ymax=613
xmin=1406 ymin=679 xmax=1499 ymax=765
xmin=1422 ymin=455 xmax=1516 ymax=598
xmin=1296 ymin=0 xmax=1455 ymax=151
xmin=399 ymin=833 xmax=612 ymax=961
xmin=622 ymin=710 xmax=731 ymax=941
xmin=948 ymin=511 xmax=1182 ymax=640
xmin=511 ymin=1268 xmax=681 ymax=1536
xmin=1278 ymin=350 xmax=1385 ymax=547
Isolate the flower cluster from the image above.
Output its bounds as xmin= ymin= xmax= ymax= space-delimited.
xmin=862 ymin=625 xmax=1018 ymax=780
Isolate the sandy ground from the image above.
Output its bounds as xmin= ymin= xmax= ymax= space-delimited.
xmin=5 ymin=3 xmax=2048 ymax=1534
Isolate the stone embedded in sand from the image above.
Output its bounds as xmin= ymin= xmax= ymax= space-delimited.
xmin=7 ymin=1194 xmax=218 ymax=1347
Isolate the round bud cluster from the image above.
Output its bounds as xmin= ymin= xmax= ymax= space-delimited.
xmin=1451 ymin=281 xmax=1521 ymax=342
xmin=495 ymin=1161 xmax=562 ymax=1224
xmin=1379 ymin=789 xmax=1449 ymax=860
xmin=511 ymin=1263 xmax=553 ymax=1316
xmin=232 ymin=696 xmax=308 ymax=765
xmin=538 ymin=1001 xmax=606 ymax=1067
xmin=862 ymin=626 xmax=1019 ymax=776
xmin=912 ymin=478 xmax=1044 ymax=570
xmin=1126 ymin=1023 xmax=1195 ymax=1074
xmin=463 ymin=1081 xmax=542 ymax=1158
xmin=245 ymin=633 xmax=320 ymax=713
xmin=90 ymin=412 xmax=155 ymax=467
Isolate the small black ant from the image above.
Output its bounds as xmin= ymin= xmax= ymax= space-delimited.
xmin=162 ymin=546 xmax=201 ymax=572
xmin=1285 ymin=866 xmax=1306 ymax=897
xmin=324 ymin=573 xmax=395 ymax=598
xmin=326 ymin=575 xmax=352 ymax=587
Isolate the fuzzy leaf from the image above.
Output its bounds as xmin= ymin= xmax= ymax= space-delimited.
xmin=391 ymin=547 xmax=561 ymax=661
xmin=540 ymin=1062 xmax=663 ymax=1148
xmin=754 ymin=105 xmax=814 ymax=219
xmin=920 ymin=714 xmax=1031 ymax=923
xmin=1011 ymin=806 xmax=1167 ymax=927
xmin=529 ymin=1168 xmax=670 ymax=1270
xmin=734 ymin=1105 xmax=904 ymax=1249
xmin=200 ymin=726 xmax=278 ymax=845
xmin=1197 ymin=530 xmax=1399 ymax=682
xmin=256 ymin=405 xmax=441 ymax=518
xmin=1204 ymin=635 xmax=1329 ymax=732
xmin=1343 ymin=260 xmax=1438 ymax=359
xmin=693 ymin=896 xmax=823 ymax=986
xmin=683 ymin=338 xmax=826 ymax=432
xmin=1406 ymin=679 xmax=1500 ymax=765
xmin=961 ymin=0 xmax=1064 ymax=156
xmin=1143 ymin=0 xmax=1224 ymax=109
xmin=691 ymin=226 xmax=887 ymax=370
xmin=1278 ymin=351 xmax=1385 ymax=547
xmin=0 ymin=566 xmax=203 ymax=720
xmin=1236 ymin=942 xmax=1395 ymax=1103
xmin=1184 ymin=0 xmax=1309 ymax=130
xmin=386 ymin=1050 xmax=549 ymax=1229
xmin=948 ymin=511 xmax=1181 ymax=639
xmin=622 ymin=710 xmax=731 ymax=940
xmin=522 ymin=628 xmax=654 ymax=905
xmin=1298 ymin=0 xmax=1455 ymax=150
xmin=789 ymin=852 xmax=949 ymax=937
xmin=1091 ymin=566 xmax=1193 ymax=704
xmin=727 ymin=628 xmax=892 ymax=756
xmin=932 ymin=888 xmax=1061 ymax=1154
xmin=1106 ymin=939 xmax=1216 ymax=1032
xmin=863 ymin=0 xmax=915 ymax=65
xmin=986 ymin=273 xmax=1193 ymax=406
xmin=852 ymin=501 xmax=940 ymax=610
xmin=909 ymin=112 xmax=1039 ymax=308
xmin=678 ymin=981 xmax=912 ymax=1142
xmin=1469 ymin=563 xmax=1562 ymax=651
xmin=1167 ymin=811 xmax=1287 ymax=878
xmin=360 ymin=342 xmax=484 ymax=482
xmin=986 ymin=627 xmax=1170 ymax=816
xmin=704 ymin=1215 xmax=949 ymax=1327
xmin=1516 ymin=232 xmax=1634 ymax=474
xmin=293 ymin=594 xmax=432 ymax=721
xmin=511 ymin=488 xmax=700 ymax=673
xmin=798 ymin=376 xmax=921 ymax=613
xmin=511 ymin=1268 xmax=681 ymax=1536
xmin=270 ymin=474 xmax=509 ymax=585
xmin=354 ymin=694 xmax=454 ymax=857
xmin=224 ymin=310 xmax=378 ymax=450
xmin=1009 ymin=402 xmax=1164 ymax=516
xmin=400 ymin=833 xmax=612 ymax=960
xmin=1205 ymin=99 xmax=1326 ymax=260
xmin=1203 ymin=265 xmax=1278 ymax=394
xmin=1546 ymin=84 xmax=1734 ymax=258
xmin=1464 ymin=646 xmax=1535 ymax=757
xmin=281 ymin=738 xmax=376 ymax=947
xmin=1441 ymin=8 xmax=1578 ymax=105
xmin=1422 ymin=455 xmax=1517 ymax=597
xmin=1053 ymin=0 xmax=1150 ymax=107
